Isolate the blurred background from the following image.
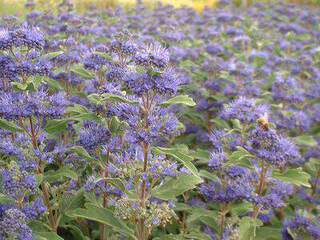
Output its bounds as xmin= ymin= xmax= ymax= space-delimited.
xmin=0 ymin=0 xmax=319 ymax=16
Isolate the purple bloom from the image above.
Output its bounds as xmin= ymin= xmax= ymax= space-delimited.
xmin=0 ymin=208 xmax=33 ymax=240
xmin=282 ymin=214 xmax=320 ymax=240
xmin=220 ymin=97 xmax=269 ymax=124
xmin=78 ymin=121 xmax=111 ymax=151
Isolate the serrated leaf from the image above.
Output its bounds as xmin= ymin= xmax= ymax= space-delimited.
xmin=161 ymin=95 xmax=196 ymax=107
xmin=96 ymin=177 xmax=126 ymax=193
xmin=29 ymin=220 xmax=52 ymax=232
xmin=272 ymin=168 xmax=311 ymax=187
xmin=187 ymin=207 xmax=218 ymax=226
xmin=153 ymin=147 xmax=199 ymax=176
xmin=43 ymin=51 xmax=64 ymax=60
xmin=0 ymin=118 xmax=24 ymax=132
xmin=152 ymin=175 xmax=203 ymax=200
xmin=211 ymin=118 xmax=230 ymax=129
xmin=59 ymin=191 xmax=84 ymax=212
xmin=45 ymin=167 xmax=78 ymax=183
xmin=293 ymin=135 xmax=318 ymax=147
xmin=184 ymin=231 xmax=212 ymax=240
xmin=71 ymin=65 xmax=94 ymax=79
xmin=228 ymin=146 xmax=254 ymax=168
xmin=33 ymin=232 xmax=64 ymax=240
xmin=109 ymin=116 xmax=129 ymax=135
xmin=255 ymin=226 xmax=281 ymax=240
xmin=66 ymin=204 xmax=136 ymax=239
xmin=69 ymin=146 xmax=94 ymax=161
xmin=45 ymin=119 xmax=70 ymax=134
xmin=43 ymin=77 xmax=63 ymax=90
xmin=92 ymin=51 xmax=112 ymax=61
xmin=199 ymin=170 xmax=219 ymax=182
xmin=239 ymin=217 xmax=263 ymax=240
xmin=194 ymin=149 xmax=210 ymax=162
xmin=101 ymin=93 xmax=138 ymax=104
xmin=88 ymin=93 xmax=138 ymax=105
xmin=0 ymin=194 xmax=15 ymax=205
xmin=67 ymin=104 xmax=98 ymax=121
xmin=12 ymin=81 xmax=29 ymax=90
xmin=61 ymin=224 xmax=87 ymax=240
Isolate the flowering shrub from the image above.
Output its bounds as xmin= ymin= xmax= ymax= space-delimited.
xmin=0 ymin=1 xmax=319 ymax=240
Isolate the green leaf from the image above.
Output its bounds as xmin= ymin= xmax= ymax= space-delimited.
xmin=174 ymin=203 xmax=193 ymax=212
xmin=45 ymin=167 xmax=78 ymax=183
xmin=88 ymin=93 xmax=138 ymax=105
xmin=92 ymin=51 xmax=112 ymax=61
xmin=66 ymin=204 xmax=136 ymax=239
xmin=184 ymin=231 xmax=212 ymax=240
xmin=43 ymin=51 xmax=64 ymax=60
xmin=102 ymin=178 xmax=126 ymax=193
xmin=0 ymin=194 xmax=15 ymax=205
xmin=29 ymin=220 xmax=52 ymax=232
xmin=231 ymin=119 xmax=241 ymax=129
xmin=66 ymin=104 xmax=98 ymax=121
xmin=71 ymin=65 xmax=94 ymax=79
xmin=153 ymin=147 xmax=199 ymax=176
xmin=210 ymin=118 xmax=230 ymax=129
xmin=293 ymin=135 xmax=318 ymax=147
xmin=152 ymin=175 xmax=203 ymax=200
xmin=109 ymin=116 xmax=129 ymax=135
xmin=161 ymin=95 xmax=196 ymax=107
xmin=239 ymin=217 xmax=263 ymax=240
xmin=228 ymin=146 xmax=254 ymax=168
xmin=272 ymin=168 xmax=311 ymax=187
xmin=154 ymin=235 xmax=182 ymax=240
xmin=100 ymin=93 xmax=138 ymax=104
xmin=59 ymin=191 xmax=84 ymax=212
xmin=69 ymin=146 xmax=94 ymax=161
xmin=35 ymin=174 xmax=43 ymax=187
xmin=43 ymin=77 xmax=63 ymax=90
xmin=0 ymin=118 xmax=23 ymax=132
xmin=187 ymin=207 xmax=218 ymax=227
xmin=194 ymin=149 xmax=210 ymax=162
xmin=33 ymin=232 xmax=64 ymax=240
xmin=231 ymin=201 xmax=252 ymax=215
xmin=255 ymin=226 xmax=281 ymax=240
xmin=199 ymin=170 xmax=219 ymax=182
xmin=12 ymin=81 xmax=29 ymax=90
xmin=61 ymin=224 xmax=87 ymax=240
xmin=45 ymin=119 xmax=70 ymax=134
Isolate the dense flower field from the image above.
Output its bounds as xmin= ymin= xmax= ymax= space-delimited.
xmin=0 ymin=0 xmax=319 ymax=239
